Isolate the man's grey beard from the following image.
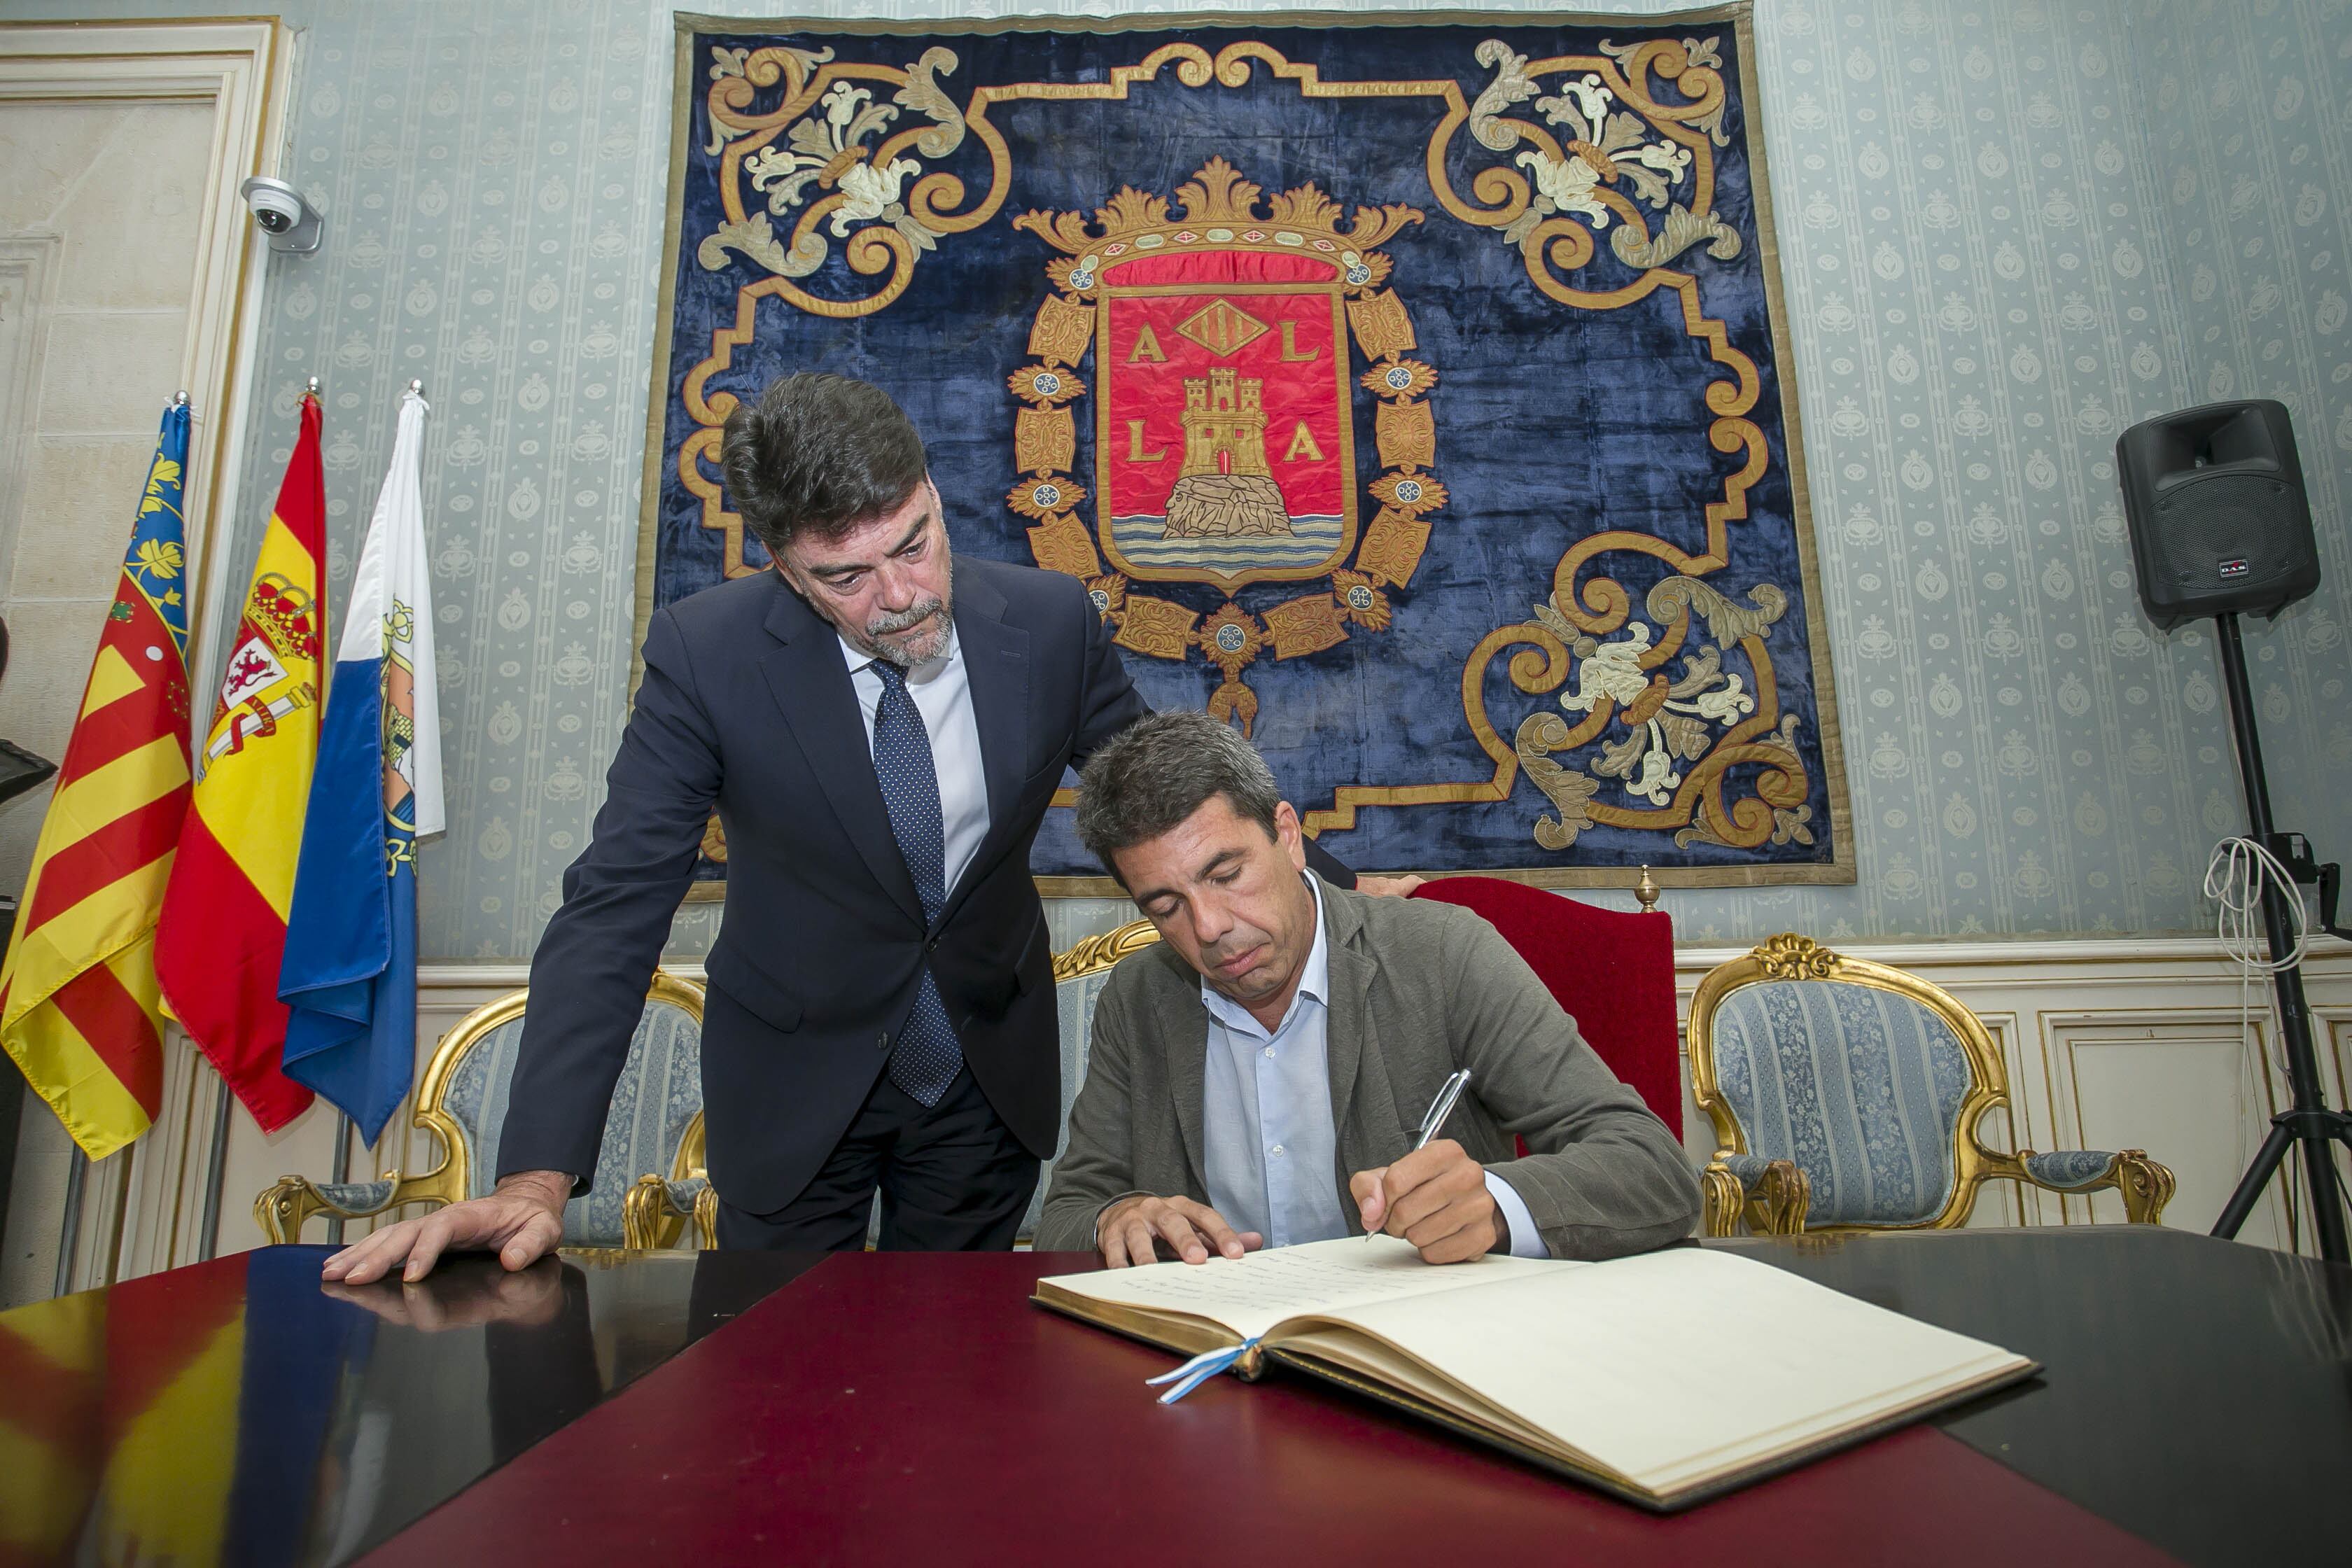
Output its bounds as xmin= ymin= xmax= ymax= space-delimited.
xmin=860 ymin=598 xmax=955 ymax=668
xmin=855 ymin=554 xmax=955 ymax=668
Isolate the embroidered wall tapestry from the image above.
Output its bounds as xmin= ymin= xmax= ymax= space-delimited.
xmin=644 ymin=6 xmax=1852 ymax=891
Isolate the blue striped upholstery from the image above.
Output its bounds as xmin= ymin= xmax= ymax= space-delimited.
xmin=316 ymin=1179 xmax=396 ymax=1212
xmin=1023 ymin=966 xmax=1119 ymax=1244
xmin=2023 ymin=1149 xmax=2118 ymax=1190
xmin=438 ymin=997 xmax=704 ymax=1247
xmin=1709 ymin=979 xmax=1974 ymax=1226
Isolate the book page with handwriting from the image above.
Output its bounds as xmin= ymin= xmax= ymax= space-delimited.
xmin=1313 ymin=1247 xmax=2029 ymax=1494
xmin=1035 ymin=1235 xmax=1572 ymax=1341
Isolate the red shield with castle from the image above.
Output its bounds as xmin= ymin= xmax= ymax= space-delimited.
xmin=1096 ymin=256 xmax=1355 ymax=589
xmin=1007 ymin=158 xmax=1434 ymax=731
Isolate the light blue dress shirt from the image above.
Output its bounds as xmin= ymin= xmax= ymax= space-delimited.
xmin=1198 ymin=875 xmax=1548 ymax=1256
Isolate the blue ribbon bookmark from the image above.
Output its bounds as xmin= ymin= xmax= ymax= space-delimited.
xmin=1145 ymin=1337 xmax=1264 ymax=1405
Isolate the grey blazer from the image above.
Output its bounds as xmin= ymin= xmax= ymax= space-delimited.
xmin=1036 ymin=878 xmax=1702 ymax=1259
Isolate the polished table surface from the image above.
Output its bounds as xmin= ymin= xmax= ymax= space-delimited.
xmin=0 ymin=1227 xmax=2342 ymax=1566
xmin=0 ymin=1245 xmax=818 ymax=1565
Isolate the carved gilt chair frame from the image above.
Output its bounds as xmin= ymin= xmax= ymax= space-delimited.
xmin=1688 ymin=934 xmax=2175 ymax=1237
xmin=1051 ymin=918 xmax=1162 ymax=986
xmin=255 ymin=972 xmax=716 ymax=1250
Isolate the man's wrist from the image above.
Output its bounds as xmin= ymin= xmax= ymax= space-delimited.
xmin=1094 ymin=1191 xmax=1154 ymax=1247
xmin=496 ymin=1170 xmax=575 ymax=1212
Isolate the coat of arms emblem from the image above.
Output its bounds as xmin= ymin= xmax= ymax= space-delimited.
xmin=1008 ymin=158 xmax=1435 ymax=732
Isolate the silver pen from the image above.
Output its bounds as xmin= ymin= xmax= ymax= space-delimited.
xmin=1366 ymin=1069 xmax=1472 ymax=1239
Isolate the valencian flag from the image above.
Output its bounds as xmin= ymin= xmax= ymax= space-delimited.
xmin=281 ymin=386 xmax=442 ymax=1144
xmin=0 ymin=399 xmax=195 ymax=1158
xmin=156 ymin=391 xmax=328 ymax=1130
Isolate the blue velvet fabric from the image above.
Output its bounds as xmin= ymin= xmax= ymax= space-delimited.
xmin=438 ymin=995 xmax=705 ymax=1247
xmin=2023 ymin=1149 xmax=2120 ymax=1190
xmin=654 ymin=16 xmax=1837 ymax=881
xmin=1709 ymin=980 xmax=1973 ymax=1226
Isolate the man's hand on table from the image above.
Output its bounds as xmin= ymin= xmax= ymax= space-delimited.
xmin=1351 ymin=1139 xmax=1503 ymax=1264
xmin=1096 ymin=1194 xmax=1264 ymax=1268
xmin=321 ymin=1169 xmax=573 ymax=1284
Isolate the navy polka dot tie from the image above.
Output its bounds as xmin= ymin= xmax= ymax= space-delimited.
xmin=870 ymin=660 xmax=962 ymax=1106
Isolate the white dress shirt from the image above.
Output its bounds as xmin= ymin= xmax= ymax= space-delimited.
xmin=839 ymin=629 xmax=990 ymax=897
xmin=1199 ymin=874 xmax=1547 ymax=1256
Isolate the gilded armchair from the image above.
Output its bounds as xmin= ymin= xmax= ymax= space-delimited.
xmin=1688 ymin=934 xmax=2176 ymax=1237
xmin=255 ymin=972 xmax=716 ymax=1250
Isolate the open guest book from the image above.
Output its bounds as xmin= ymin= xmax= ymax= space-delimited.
xmin=1034 ymin=1237 xmax=2036 ymax=1510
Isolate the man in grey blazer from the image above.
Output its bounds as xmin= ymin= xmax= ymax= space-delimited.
xmin=1036 ymin=711 xmax=1701 ymax=1266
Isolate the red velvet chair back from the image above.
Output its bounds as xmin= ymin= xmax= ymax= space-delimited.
xmin=1410 ymin=876 xmax=1681 ymax=1138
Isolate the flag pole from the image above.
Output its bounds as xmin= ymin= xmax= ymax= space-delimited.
xmin=321 ymin=374 xmax=378 ymax=1246
xmin=196 ymin=1068 xmax=231 ymax=1261
xmin=52 ymin=1147 xmax=85 ymax=1297
xmin=184 ymin=382 xmax=235 ymax=1265
xmin=327 ymin=1113 xmax=352 ymax=1244
xmin=296 ymin=370 xmax=356 ymax=1247
xmin=321 ymin=381 xmax=386 ymax=1247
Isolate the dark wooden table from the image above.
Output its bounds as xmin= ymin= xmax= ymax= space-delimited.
xmin=0 ymin=1228 xmax=2342 ymax=1566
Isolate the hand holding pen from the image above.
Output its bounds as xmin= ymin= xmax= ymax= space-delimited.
xmin=1349 ymin=1070 xmax=1503 ymax=1264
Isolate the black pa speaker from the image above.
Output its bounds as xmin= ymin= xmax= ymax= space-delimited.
xmin=2115 ymin=400 xmax=2321 ymax=630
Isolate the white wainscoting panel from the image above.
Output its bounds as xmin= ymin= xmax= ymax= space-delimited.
xmin=2043 ymin=1016 xmax=2285 ymax=1243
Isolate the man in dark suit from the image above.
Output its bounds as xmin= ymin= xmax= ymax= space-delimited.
xmin=325 ymin=374 xmax=1400 ymax=1282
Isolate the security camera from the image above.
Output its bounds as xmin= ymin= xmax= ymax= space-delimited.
xmin=246 ymin=183 xmax=299 ymax=232
xmin=239 ymin=176 xmax=323 ymax=255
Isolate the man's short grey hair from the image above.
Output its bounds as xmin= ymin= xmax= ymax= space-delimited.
xmin=1075 ymin=711 xmax=1282 ymax=878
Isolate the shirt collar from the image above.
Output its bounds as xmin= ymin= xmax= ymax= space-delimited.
xmin=1199 ymin=872 xmax=1329 ymax=1035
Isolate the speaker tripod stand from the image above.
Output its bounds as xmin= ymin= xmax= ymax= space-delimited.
xmin=2205 ymin=612 xmax=2352 ymax=1264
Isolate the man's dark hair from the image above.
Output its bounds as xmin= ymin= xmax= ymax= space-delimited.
xmin=1075 ymin=711 xmax=1282 ymax=881
xmin=720 ymin=372 xmax=928 ymax=556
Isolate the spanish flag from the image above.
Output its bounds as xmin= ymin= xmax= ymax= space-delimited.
xmin=155 ymin=393 xmax=327 ymax=1131
xmin=0 ymin=400 xmax=195 ymax=1159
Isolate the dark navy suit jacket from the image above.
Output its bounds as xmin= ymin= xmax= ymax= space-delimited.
xmin=496 ymin=556 xmax=1348 ymax=1214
